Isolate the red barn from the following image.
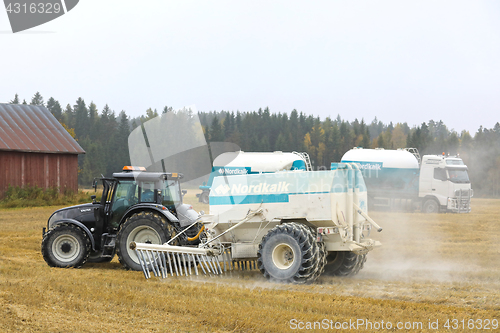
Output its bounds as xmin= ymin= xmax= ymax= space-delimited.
xmin=0 ymin=103 xmax=85 ymax=197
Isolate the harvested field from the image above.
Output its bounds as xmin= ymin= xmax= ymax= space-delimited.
xmin=0 ymin=194 xmax=499 ymax=332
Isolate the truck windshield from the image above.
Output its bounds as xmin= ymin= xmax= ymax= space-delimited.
xmin=446 ymin=159 xmax=464 ymax=165
xmin=447 ymin=169 xmax=470 ymax=183
xmin=162 ymin=180 xmax=181 ymax=208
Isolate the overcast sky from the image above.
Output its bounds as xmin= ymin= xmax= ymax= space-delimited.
xmin=1 ymin=0 xmax=499 ymax=133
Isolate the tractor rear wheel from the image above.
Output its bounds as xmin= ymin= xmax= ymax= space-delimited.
xmin=323 ymin=251 xmax=365 ymax=276
xmin=41 ymin=223 xmax=90 ymax=268
xmin=257 ymin=222 xmax=318 ymax=284
xmin=116 ymin=212 xmax=170 ymax=271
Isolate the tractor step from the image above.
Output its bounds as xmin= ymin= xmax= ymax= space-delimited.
xmin=101 ymin=234 xmax=116 ymax=257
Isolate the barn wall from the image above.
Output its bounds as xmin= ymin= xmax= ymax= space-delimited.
xmin=0 ymin=151 xmax=79 ymax=197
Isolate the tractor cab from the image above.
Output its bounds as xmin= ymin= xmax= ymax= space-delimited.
xmin=43 ymin=166 xmax=200 ymax=269
xmin=93 ymin=166 xmax=185 ymax=230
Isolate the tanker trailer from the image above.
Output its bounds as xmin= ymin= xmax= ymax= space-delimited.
xmin=340 ymin=147 xmax=472 ymax=213
xmin=197 ymin=151 xmax=311 ymax=203
xmin=132 ymin=163 xmax=382 ymax=283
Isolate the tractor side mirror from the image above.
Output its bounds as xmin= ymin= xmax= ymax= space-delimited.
xmin=182 ymin=190 xmax=187 ymax=197
xmin=91 ymin=195 xmax=97 ymax=204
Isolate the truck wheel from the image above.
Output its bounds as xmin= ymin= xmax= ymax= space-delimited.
xmin=199 ymin=191 xmax=209 ymax=204
xmin=41 ymin=223 xmax=90 ymax=268
xmin=422 ymin=199 xmax=439 ymax=214
xmin=257 ymin=222 xmax=317 ymax=284
xmin=323 ymin=251 xmax=364 ymax=276
xmin=116 ymin=212 xmax=170 ymax=271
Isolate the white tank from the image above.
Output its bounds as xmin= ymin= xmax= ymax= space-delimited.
xmin=213 ymin=151 xmax=305 ymax=172
xmin=341 ymin=148 xmax=419 ymax=169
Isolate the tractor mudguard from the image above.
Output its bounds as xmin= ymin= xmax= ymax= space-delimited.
xmin=119 ymin=204 xmax=179 ymax=226
xmin=46 ymin=219 xmax=96 ymax=251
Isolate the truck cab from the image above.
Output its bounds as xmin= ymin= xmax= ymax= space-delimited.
xmin=419 ymin=155 xmax=472 ymax=213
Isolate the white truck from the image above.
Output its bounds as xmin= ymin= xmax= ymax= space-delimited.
xmin=341 ymin=148 xmax=472 ymax=213
xmin=131 ymin=163 xmax=382 ymax=283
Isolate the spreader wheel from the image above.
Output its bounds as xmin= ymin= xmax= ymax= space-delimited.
xmin=323 ymin=251 xmax=366 ymax=276
xmin=257 ymin=222 xmax=318 ymax=284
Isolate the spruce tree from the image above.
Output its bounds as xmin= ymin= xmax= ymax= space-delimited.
xmin=30 ymin=92 xmax=44 ymax=106
xmin=46 ymin=97 xmax=62 ymax=121
xmin=9 ymin=93 xmax=19 ymax=104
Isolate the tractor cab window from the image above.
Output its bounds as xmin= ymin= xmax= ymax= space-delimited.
xmin=110 ymin=181 xmax=137 ymax=228
xmin=140 ymin=181 xmax=155 ymax=203
xmin=161 ymin=179 xmax=181 ymax=208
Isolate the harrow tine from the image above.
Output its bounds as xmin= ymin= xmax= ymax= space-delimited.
xmin=197 ymin=255 xmax=207 ymax=275
xmin=185 ymin=254 xmax=190 ymax=275
xmin=162 ymin=251 xmax=169 ymax=277
xmin=167 ymin=252 xmax=174 ymax=277
xmin=145 ymin=251 xmax=158 ymax=277
xmin=135 ymin=249 xmax=149 ymax=279
xmin=153 ymin=251 xmax=162 ymax=277
xmin=185 ymin=254 xmax=191 ymax=276
xmin=191 ymin=254 xmax=198 ymax=276
xmin=172 ymin=252 xmax=180 ymax=276
xmin=182 ymin=254 xmax=188 ymax=276
xmin=152 ymin=251 xmax=160 ymax=277
xmin=211 ymin=257 xmax=218 ymax=274
xmin=141 ymin=251 xmax=151 ymax=279
xmin=207 ymin=256 xmax=216 ymax=274
xmin=215 ymin=257 xmax=223 ymax=274
xmin=176 ymin=253 xmax=183 ymax=276
xmin=212 ymin=257 xmax=220 ymax=274
xmin=204 ymin=256 xmax=213 ymax=274
xmin=159 ymin=251 xmax=167 ymax=278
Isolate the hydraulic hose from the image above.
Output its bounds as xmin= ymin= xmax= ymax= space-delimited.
xmin=187 ymin=225 xmax=205 ymax=242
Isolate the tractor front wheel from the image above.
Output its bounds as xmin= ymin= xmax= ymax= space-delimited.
xmin=116 ymin=212 xmax=170 ymax=271
xmin=41 ymin=223 xmax=90 ymax=268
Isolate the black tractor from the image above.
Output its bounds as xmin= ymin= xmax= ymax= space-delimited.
xmin=41 ymin=166 xmax=202 ymax=270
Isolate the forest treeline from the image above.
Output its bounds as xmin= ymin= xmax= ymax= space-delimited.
xmin=8 ymin=93 xmax=500 ymax=197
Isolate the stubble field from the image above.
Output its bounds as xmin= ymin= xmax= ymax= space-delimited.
xmin=0 ymin=193 xmax=499 ymax=332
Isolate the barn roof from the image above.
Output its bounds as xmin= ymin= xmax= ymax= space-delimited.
xmin=0 ymin=103 xmax=85 ymax=154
